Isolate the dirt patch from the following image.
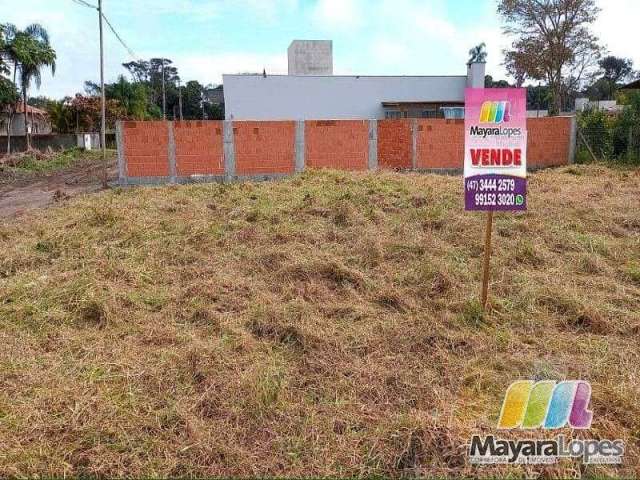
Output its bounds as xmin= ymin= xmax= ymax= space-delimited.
xmin=0 ymin=155 xmax=116 ymax=218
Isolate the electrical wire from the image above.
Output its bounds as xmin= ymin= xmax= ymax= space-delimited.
xmin=69 ymin=0 xmax=140 ymax=60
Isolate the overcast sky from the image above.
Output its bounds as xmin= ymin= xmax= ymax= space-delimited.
xmin=2 ymin=0 xmax=639 ymax=99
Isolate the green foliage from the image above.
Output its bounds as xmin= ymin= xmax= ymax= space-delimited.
xmin=46 ymin=98 xmax=74 ymax=133
xmin=578 ymin=92 xmax=640 ymax=164
xmin=468 ymin=42 xmax=487 ymax=64
xmin=105 ymin=76 xmax=156 ymax=120
xmin=9 ymin=148 xmax=110 ymax=173
xmin=578 ymin=109 xmax=612 ymax=159
xmin=0 ymin=76 xmax=18 ymax=107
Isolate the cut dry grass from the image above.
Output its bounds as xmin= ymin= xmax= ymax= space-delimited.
xmin=0 ymin=164 xmax=639 ymax=477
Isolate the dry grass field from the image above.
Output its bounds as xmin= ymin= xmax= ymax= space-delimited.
xmin=0 ymin=164 xmax=639 ymax=477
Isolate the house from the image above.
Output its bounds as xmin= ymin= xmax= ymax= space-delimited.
xmin=621 ymin=79 xmax=640 ymax=91
xmin=204 ymin=85 xmax=224 ymax=106
xmin=223 ymin=40 xmax=485 ymax=121
xmin=574 ymin=97 xmax=623 ymax=114
xmin=0 ymin=103 xmax=52 ymax=136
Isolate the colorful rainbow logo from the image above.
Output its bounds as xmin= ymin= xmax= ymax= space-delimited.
xmin=479 ymin=101 xmax=511 ymax=124
xmin=498 ymin=380 xmax=593 ymax=429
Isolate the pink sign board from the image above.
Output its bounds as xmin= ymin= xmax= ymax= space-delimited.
xmin=464 ymin=88 xmax=527 ymax=211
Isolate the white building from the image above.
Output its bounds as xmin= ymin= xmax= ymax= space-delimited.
xmin=223 ymin=40 xmax=485 ymax=121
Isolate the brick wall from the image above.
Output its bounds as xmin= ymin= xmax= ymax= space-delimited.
xmin=377 ymin=119 xmax=413 ymax=169
xmin=527 ymin=117 xmax=571 ymax=168
xmin=122 ymin=121 xmax=169 ymax=177
xmin=416 ymin=119 xmax=464 ymax=169
xmin=118 ymin=117 xmax=574 ymax=183
xmin=234 ymin=121 xmax=295 ymax=175
xmin=174 ymin=121 xmax=224 ymax=176
xmin=305 ymin=120 xmax=369 ymax=170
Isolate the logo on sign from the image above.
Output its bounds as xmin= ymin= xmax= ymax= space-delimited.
xmin=468 ymin=380 xmax=625 ymax=465
xmin=498 ymin=380 xmax=592 ymax=429
xmin=479 ymin=101 xmax=511 ymax=124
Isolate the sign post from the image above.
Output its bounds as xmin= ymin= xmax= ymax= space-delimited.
xmin=464 ymin=88 xmax=527 ymax=309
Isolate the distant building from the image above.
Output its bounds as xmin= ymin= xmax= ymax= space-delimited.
xmin=204 ymin=85 xmax=224 ymax=106
xmin=223 ymin=40 xmax=485 ymax=121
xmin=575 ymin=97 xmax=622 ymax=114
xmin=0 ymin=104 xmax=52 ymax=136
xmin=621 ymin=79 xmax=640 ymax=91
xmin=288 ymin=40 xmax=333 ymax=76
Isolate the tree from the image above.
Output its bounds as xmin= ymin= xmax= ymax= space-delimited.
xmin=484 ymin=75 xmax=511 ymax=88
xmin=468 ymin=43 xmax=487 ymax=64
xmin=122 ymin=57 xmax=180 ymax=118
xmin=70 ymin=94 xmax=127 ymax=132
xmin=498 ymin=0 xmax=602 ymax=115
xmin=0 ymin=76 xmax=19 ymax=146
xmin=598 ymin=56 xmax=633 ymax=99
xmin=0 ymin=24 xmax=9 ymax=76
xmin=2 ymin=24 xmax=56 ymax=149
xmin=46 ymin=97 xmax=74 ymax=133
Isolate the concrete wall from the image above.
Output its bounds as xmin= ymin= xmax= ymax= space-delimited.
xmin=223 ymin=74 xmax=468 ymax=120
xmin=288 ymin=40 xmax=333 ymax=75
xmin=117 ymin=117 xmax=576 ymax=184
xmin=0 ymin=133 xmax=99 ymax=154
xmin=0 ymin=113 xmax=52 ymax=136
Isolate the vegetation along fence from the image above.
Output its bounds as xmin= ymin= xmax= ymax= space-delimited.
xmin=116 ymin=117 xmax=577 ymax=185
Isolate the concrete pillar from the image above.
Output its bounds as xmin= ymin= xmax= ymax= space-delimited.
xmin=411 ymin=118 xmax=418 ymax=170
xmin=115 ymin=121 xmax=128 ymax=185
xmin=568 ymin=115 xmax=577 ymax=164
xmin=167 ymin=122 xmax=177 ymax=183
xmin=295 ymin=120 xmax=305 ymax=173
xmin=466 ymin=62 xmax=486 ymax=88
xmin=368 ymin=119 xmax=378 ymax=170
xmin=223 ymin=120 xmax=235 ymax=181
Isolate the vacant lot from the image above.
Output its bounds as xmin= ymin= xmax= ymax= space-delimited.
xmin=0 ymin=149 xmax=117 ymax=217
xmin=0 ymin=165 xmax=638 ymax=477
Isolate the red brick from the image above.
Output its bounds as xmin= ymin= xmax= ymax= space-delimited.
xmin=378 ymin=119 xmax=412 ymax=169
xmin=527 ymin=117 xmax=571 ymax=167
xmin=305 ymin=120 xmax=369 ymax=170
xmin=234 ymin=121 xmax=295 ymax=175
xmin=123 ymin=121 xmax=169 ymax=177
xmin=174 ymin=121 xmax=224 ymax=175
xmin=416 ymin=119 xmax=464 ymax=169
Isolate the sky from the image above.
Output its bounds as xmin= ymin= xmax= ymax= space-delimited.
xmin=2 ymin=0 xmax=639 ymax=99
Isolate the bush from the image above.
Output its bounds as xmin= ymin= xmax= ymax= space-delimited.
xmin=578 ymin=92 xmax=640 ymax=164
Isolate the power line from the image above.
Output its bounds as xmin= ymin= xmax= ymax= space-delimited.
xmin=69 ymin=0 xmax=139 ymax=60
xmin=70 ymin=0 xmax=98 ymax=9
xmin=100 ymin=13 xmax=140 ymax=60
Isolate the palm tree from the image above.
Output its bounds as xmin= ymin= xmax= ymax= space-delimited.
xmin=0 ymin=23 xmax=55 ymax=150
xmin=468 ymin=42 xmax=487 ymax=65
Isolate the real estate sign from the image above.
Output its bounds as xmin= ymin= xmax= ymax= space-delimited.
xmin=464 ymin=88 xmax=527 ymax=211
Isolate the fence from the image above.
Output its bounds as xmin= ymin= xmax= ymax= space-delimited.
xmin=116 ymin=117 xmax=577 ymax=185
xmin=0 ymin=133 xmax=103 ymax=155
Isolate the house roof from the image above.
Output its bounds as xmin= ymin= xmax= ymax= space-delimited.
xmin=621 ymin=79 xmax=640 ymax=90
xmin=14 ymin=104 xmax=48 ymax=115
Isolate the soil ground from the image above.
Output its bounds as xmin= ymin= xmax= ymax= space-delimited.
xmin=0 ymin=151 xmax=117 ymax=217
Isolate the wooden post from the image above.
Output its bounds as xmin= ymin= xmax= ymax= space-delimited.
xmin=481 ymin=210 xmax=494 ymax=309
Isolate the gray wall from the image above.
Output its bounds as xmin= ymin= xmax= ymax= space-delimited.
xmin=1 ymin=113 xmax=52 ymax=136
xmin=0 ymin=133 xmax=101 ymax=154
xmin=288 ymin=40 xmax=333 ymax=75
xmin=223 ymin=74 xmax=468 ymax=120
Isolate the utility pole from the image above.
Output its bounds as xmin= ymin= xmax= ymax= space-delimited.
xmin=161 ymin=59 xmax=166 ymax=119
xmin=98 ymin=0 xmax=107 ymax=186
xmin=201 ymin=86 xmax=205 ymax=120
xmin=178 ymin=77 xmax=183 ymax=120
